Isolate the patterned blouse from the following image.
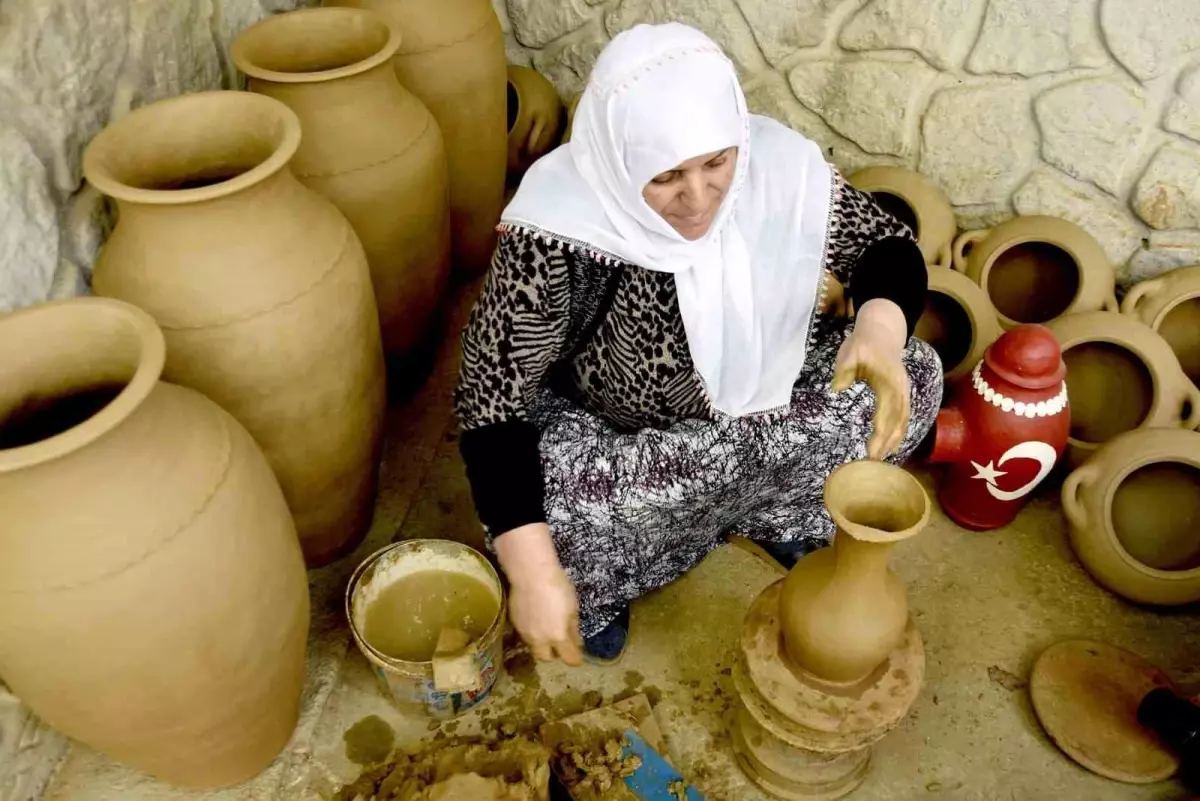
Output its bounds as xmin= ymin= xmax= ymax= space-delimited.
xmin=454 ymin=170 xmax=927 ymax=536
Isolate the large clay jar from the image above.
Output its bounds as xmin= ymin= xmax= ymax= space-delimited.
xmin=1047 ymin=311 xmax=1200 ymax=468
xmin=0 ymin=298 xmax=309 ymax=787
xmin=328 ymin=0 xmax=506 ymax=276
xmin=1121 ymin=265 xmax=1200 ymax=404
xmin=232 ymin=7 xmax=451 ymax=361
xmin=915 ymin=266 xmax=1003 ymax=382
xmin=84 ymin=91 xmax=386 ymax=567
xmin=1063 ymin=428 xmax=1200 ymax=605
xmin=779 ymin=460 xmax=930 ymax=684
xmin=848 ymin=166 xmax=957 ymax=269
xmin=506 ymin=65 xmax=564 ymax=179
xmin=953 ymin=216 xmax=1119 ymax=329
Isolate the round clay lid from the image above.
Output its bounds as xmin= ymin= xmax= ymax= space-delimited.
xmin=1030 ymin=639 xmax=1179 ymax=784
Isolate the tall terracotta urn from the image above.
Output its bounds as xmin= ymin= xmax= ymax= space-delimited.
xmin=0 ymin=298 xmax=309 ymax=787
xmin=328 ymin=0 xmax=506 ymax=276
xmin=1063 ymin=428 xmax=1200 ymax=605
xmin=1047 ymin=311 xmax=1200 ymax=468
xmin=507 ymin=65 xmax=564 ymax=180
xmin=1122 ymin=265 xmax=1200 ymax=402
xmin=232 ymin=7 xmax=452 ymax=362
xmin=953 ymin=216 xmax=1119 ymax=329
xmin=84 ymin=91 xmax=386 ymax=567
xmin=848 ymin=166 xmax=957 ymax=269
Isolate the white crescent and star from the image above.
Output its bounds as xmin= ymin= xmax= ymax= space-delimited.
xmin=970 ymin=440 xmax=1059 ymax=502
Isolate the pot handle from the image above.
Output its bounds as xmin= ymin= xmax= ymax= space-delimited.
xmin=952 ymin=230 xmax=989 ymax=273
xmin=933 ymin=239 xmax=953 ymax=271
xmin=1120 ymin=278 xmax=1162 ymax=317
xmin=1061 ymin=465 xmax=1094 ymax=528
xmin=1182 ymin=381 xmax=1200 ymax=430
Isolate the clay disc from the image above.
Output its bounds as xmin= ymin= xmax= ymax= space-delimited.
xmin=1030 ymin=639 xmax=1179 ymax=783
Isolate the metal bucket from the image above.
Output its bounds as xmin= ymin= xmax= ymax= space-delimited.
xmin=346 ymin=539 xmax=506 ymax=719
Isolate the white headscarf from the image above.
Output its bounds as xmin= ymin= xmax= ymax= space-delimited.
xmin=503 ymin=23 xmax=833 ymax=417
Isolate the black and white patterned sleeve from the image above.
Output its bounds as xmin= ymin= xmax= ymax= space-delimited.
xmin=454 ymin=229 xmax=572 ymax=537
xmin=824 ymin=170 xmax=927 ymax=338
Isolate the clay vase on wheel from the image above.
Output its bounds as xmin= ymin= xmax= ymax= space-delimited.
xmin=1121 ymin=265 xmax=1200 ymax=408
xmin=779 ymin=460 xmax=931 ymax=684
xmin=328 ymin=0 xmax=506 ymax=276
xmin=233 ymin=7 xmax=451 ymax=363
xmin=506 ymin=65 xmax=564 ymax=180
xmin=1046 ymin=311 xmax=1200 ymax=468
xmin=0 ymin=299 xmax=309 ymax=787
xmin=1063 ymin=428 xmax=1200 ymax=605
xmin=915 ymin=266 xmax=1003 ymax=383
xmin=84 ymin=91 xmax=386 ymax=567
xmin=953 ymin=216 xmax=1118 ymax=329
xmin=848 ymin=166 xmax=957 ymax=269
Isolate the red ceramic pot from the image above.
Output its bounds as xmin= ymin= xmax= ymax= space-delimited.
xmin=928 ymin=324 xmax=1071 ymax=530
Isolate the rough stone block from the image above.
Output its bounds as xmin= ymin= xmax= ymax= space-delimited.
xmin=840 ymin=0 xmax=983 ymax=71
xmin=118 ymin=0 xmax=224 ymax=109
xmin=0 ymin=0 xmax=130 ymax=200
xmin=967 ymin=0 xmax=1108 ymax=76
xmin=1100 ymin=0 xmax=1200 ymax=81
xmin=1165 ymin=64 xmax=1200 ymax=144
xmin=1124 ymin=230 xmax=1200 ymax=285
xmin=788 ymin=59 xmax=936 ymax=157
xmin=1134 ymin=143 xmax=1200 ymax=230
xmin=0 ymin=685 xmax=69 ymax=801
xmin=919 ymin=83 xmax=1036 ymax=205
xmin=531 ymin=19 xmax=609 ymax=98
xmin=0 ymin=126 xmax=59 ymax=313
xmin=735 ymin=0 xmax=830 ymax=67
xmin=507 ymin=0 xmax=591 ymax=49
xmin=213 ymin=0 xmax=271 ymax=87
xmin=605 ymin=0 xmax=769 ymax=77
xmin=1035 ymin=77 xmax=1147 ymax=196
xmin=1014 ymin=167 xmax=1144 ymax=266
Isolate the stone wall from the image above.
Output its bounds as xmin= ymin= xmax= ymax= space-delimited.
xmin=0 ymin=0 xmax=309 ymax=314
xmin=498 ymin=0 xmax=1200 ymax=286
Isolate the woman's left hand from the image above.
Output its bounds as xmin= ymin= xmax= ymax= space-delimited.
xmin=831 ymin=299 xmax=911 ymax=460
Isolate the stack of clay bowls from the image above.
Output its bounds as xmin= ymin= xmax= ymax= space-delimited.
xmin=1055 ymin=265 xmax=1200 ymax=606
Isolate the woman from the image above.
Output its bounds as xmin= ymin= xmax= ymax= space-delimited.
xmin=455 ymin=23 xmax=941 ymax=666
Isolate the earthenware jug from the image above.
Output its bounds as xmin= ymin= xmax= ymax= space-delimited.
xmin=233 ymin=7 xmax=451 ymax=362
xmin=84 ymin=91 xmax=386 ymax=567
xmin=953 ymin=216 xmax=1118 ymax=329
xmin=0 ymin=299 xmax=309 ymax=787
xmin=328 ymin=0 xmax=506 ymax=276
xmin=928 ymin=325 xmax=1070 ymax=530
xmin=506 ymin=65 xmax=563 ymax=179
xmin=1046 ymin=311 xmax=1200 ymax=468
xmin=779 ymin=460 xmax=930 ymax=684
xmin=848 ymin=166 xmax=956 ymax=269
xmin=1121 ymin=265 xmax=1200 ymax=404
xmin=916 ymin=266 xmax=1003 ymax=382
xmin=1063 ymin=428 xmax=1200 ymax=605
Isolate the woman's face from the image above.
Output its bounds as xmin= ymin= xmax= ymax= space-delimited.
xmin=641 ymin=147 xmax=737 ymax=240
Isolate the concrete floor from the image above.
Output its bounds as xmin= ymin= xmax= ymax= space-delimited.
xmin=32 ymin=279 xmax=1200 ymax=801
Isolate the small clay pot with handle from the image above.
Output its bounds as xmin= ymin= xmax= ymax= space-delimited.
xmin=1121 ymin=265 xmax=1200 ymax=407
xmin=1047 ymin=311 xmax=1200 ymax=468
xmin=506 ymin=65 xmax=563 ymax=179
xmin=848 ymin=166 xmax=956 ymax=269
xmin=916 ymin=266 xmax=1003 ymax=382
xmin=1062 ymin=428 xmax=1200 ymax=605
xmin=953 ymin=216 xmax=1118 ymax=329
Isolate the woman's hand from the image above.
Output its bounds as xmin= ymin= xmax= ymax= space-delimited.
xmin=494 ymin=523 xmax=584 ymax=666
xmin=831 ymin=298 xmax=911 ymax=460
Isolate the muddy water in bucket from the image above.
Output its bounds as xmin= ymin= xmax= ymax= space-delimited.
xmin=348 ymin=540 xmax=505 ymax=719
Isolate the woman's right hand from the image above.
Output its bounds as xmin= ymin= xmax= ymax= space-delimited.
xmin=494 ymin=523 xmax=584 ymax=666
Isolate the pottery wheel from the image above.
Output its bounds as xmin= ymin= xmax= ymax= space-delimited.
xmin=1030 ymin=639 xmax=1179 ymax=783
